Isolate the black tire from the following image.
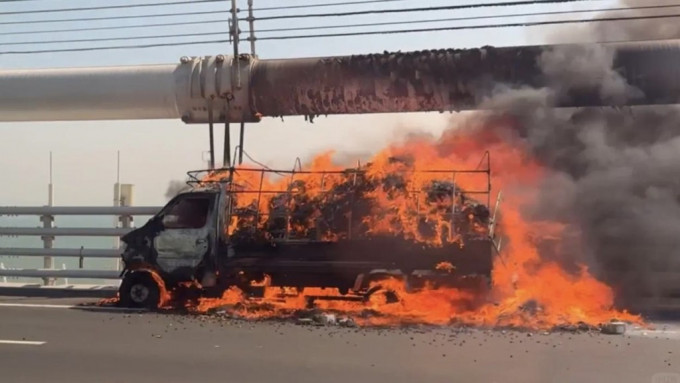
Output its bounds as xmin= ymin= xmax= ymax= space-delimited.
xmin=362 ymin=273 xmax=404 ymax=303
xmin=364 ymin=284 xmax=400 ymax=304
xmin=119 ymin=272 xmax=161 ymax=309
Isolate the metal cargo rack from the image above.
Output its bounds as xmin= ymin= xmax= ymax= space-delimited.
xmin=185 ymin=152 xmax=494 ymax=243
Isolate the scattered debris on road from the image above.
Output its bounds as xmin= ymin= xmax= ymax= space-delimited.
xmin=601 ymin=321 xmax=627 ymax=335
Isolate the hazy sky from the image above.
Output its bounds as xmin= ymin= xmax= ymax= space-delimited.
xmin=0 ymin=0 xmax=616 ymax=206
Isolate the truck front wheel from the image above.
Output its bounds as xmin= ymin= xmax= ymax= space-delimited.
xmin=119 ymin=272 xmax=161 ymax=309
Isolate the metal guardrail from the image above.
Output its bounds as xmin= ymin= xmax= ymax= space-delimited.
xmin=0 ymin=206 xmax=160 ymax=216
xmin=0 ymin=269 xmax=120 ymax=279
xmin=0 ymin=227 xmax=133 ymax=237
xmin=0 ymin=248 xmax=120 ymax=258
xmin=0 ymin=205 xmax=161 ymax=284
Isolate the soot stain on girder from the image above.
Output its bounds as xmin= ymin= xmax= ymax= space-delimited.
xmin=250 ymin=46 xmax=547 ymax=117
xmin=250 ymin=44 xmax=680 ymax=118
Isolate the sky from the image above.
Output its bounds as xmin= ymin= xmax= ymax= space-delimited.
xmin=0 ymin=0 xmax=619 ymax=206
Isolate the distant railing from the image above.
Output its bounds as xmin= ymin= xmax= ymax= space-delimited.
xmin=0 ymin=206 xmax=160 ymax=216
xmin=0 ymin=206 xmax=162 ymax=285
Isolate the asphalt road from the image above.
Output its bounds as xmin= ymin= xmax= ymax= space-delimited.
xmin=0 ymin=296 xmax=678 ymax=383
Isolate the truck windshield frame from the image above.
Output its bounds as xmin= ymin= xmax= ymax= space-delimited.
xmin=161 ymin=196 xmax=211 ymax=230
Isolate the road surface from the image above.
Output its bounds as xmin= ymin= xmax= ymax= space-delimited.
xmin=0 ymin=296 xmax=678 ymax=383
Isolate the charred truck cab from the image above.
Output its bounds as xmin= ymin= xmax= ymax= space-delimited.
xmin=119 ymin=189 xmax=223 ymax=307
xmin=119 ymin=158 xmax=500 ymax=308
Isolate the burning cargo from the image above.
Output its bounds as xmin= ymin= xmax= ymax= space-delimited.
xmin=118 ymin=153 xmax=497 ymax=309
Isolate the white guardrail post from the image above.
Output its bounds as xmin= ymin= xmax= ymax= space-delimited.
xmin=40 ymin=213 xmax=55 ymax=286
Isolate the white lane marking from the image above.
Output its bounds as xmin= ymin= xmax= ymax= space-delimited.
xmin=0 ymin=340 xmax=46 ymax=346
xmin=0 ymin=303 xmax=146 ymax=312
xmin=0 ymin=303 xmax=75 ymax=309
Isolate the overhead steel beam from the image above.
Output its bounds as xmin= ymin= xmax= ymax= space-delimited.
xmin=0 ymin=64 xmax=180 ymax=121
xmin=1 ymin=42 xmax=680 ymax=123
xmin=0 ymin=54 xmax=252 ymax=124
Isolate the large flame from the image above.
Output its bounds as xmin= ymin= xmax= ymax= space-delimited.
xmin=186 ymin=118 xmax=640 ymax=329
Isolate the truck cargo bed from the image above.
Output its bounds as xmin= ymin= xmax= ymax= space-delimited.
xmin=222 ymin=236 xmax=493 ymax=291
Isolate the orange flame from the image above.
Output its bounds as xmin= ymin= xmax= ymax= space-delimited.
xmin=436 ymin=262 xmax=456 ymax=273
xmin=186 ymin=120 xmax=641 ymax=329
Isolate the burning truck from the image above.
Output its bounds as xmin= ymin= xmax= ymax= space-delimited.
xmin=117 ymin=154 xmax=499 ymax=309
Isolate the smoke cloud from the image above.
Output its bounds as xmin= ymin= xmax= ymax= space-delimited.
xmin=458 ymin=3 xmax=680 ymax=307
xmin=165 ymin=180 xmax=190 ymax=200
xmin=593 ymin=0 xmax=680 ymax=41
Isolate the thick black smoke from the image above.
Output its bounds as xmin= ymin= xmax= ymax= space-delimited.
xmin=464 ymin=5 xmax=680 ymax=307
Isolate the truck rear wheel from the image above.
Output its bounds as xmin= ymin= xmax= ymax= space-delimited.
xmin=364 ymin=285 xmax=400 ymax=304
xmin=119 ymin=272 xmax=161 ymax=309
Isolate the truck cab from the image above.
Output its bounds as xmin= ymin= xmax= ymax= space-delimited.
xmin=118 ymin=187 xmax=227 ymax=307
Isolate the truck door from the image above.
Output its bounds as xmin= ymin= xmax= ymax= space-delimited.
xmin=154 ymin=194 xmax=214 ymax=275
